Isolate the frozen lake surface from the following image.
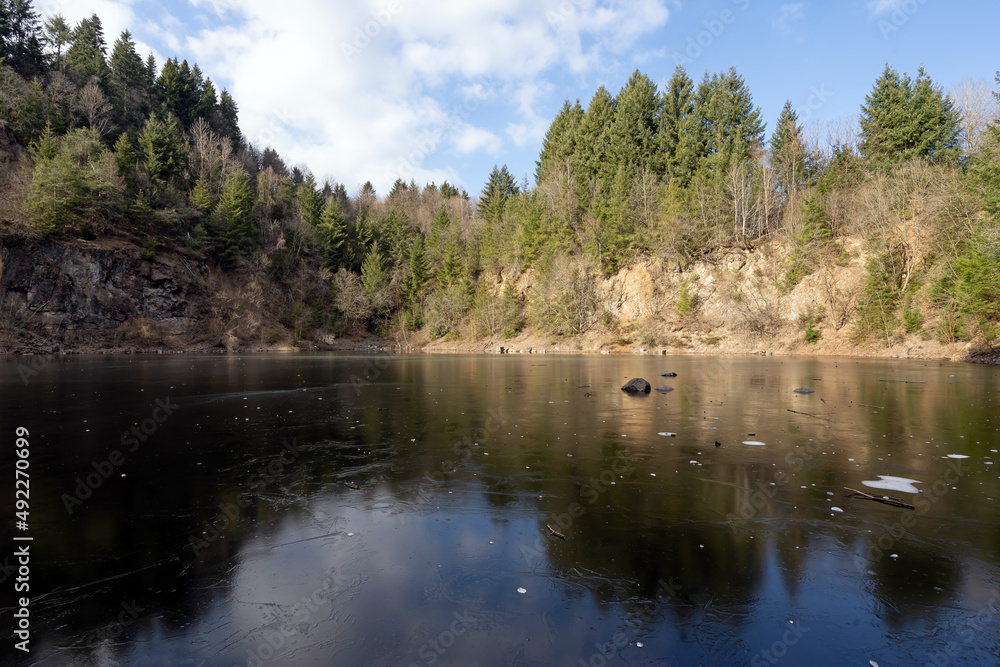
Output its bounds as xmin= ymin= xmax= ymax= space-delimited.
xmin=1 ymin=353 xmax=999 ymax=666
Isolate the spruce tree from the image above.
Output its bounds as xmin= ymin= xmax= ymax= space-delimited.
xmin=42 ymin=14 xmax=71 ymax=69
xmin=535 ymin=99 xmax=584 ymax=184
xmin=297 ymin=173 xmax=323 ymax=226
xmin=402 ymin=235 xmax=430 ymax=304
xmin=65 ymin=14 xmax=109 ymax=85
xmin=217 ymin=167 xmax=256 ymax=265
xmin=316 ymin=197 xmax=348 ymax=269
xmin=574 ymin=86 xmax=616 ymax=185
xmin=770 ymin=100 xmax=807 ymax=199
xmin=660 ymin=65 xmax=695 ymax=180
xmin=608 ymin=70 xmax=662 ymax=174
xmin=859 ymin=64 xmax=962 ymax=165
xmin=479 ymin=165 xmax=519 ymax=223
xmin=109 ymin=30 xmax=146 ymax=127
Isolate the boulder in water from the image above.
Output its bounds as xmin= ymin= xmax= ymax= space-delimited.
xmin=793 ymin=388 xmax=815 ymax=394
xmin=621 ymin=378 xmax=651 ymax=394
xmin=655 ymin=385 xmax=674 ymax=393
xmin=660 ymin=371 xmax=678 ymax=377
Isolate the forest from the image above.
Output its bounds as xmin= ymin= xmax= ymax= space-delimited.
xmin=1 ymin=0 xmax=999 ymax=351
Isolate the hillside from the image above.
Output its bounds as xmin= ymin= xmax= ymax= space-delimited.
xmin=1 ymin=3 xmax=999 ymax=361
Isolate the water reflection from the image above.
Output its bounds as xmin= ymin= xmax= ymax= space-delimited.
xmin=1 ymin=354 xmax=999 ymax=665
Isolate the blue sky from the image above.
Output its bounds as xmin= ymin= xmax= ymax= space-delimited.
xmin=48 ymin=0 xmax=1000 ymax=196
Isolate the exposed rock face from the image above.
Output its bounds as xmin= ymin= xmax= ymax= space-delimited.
xmin=621 ymin=378 xmax=651 ymax=393
xmin=1 ymin=240 xmax=209 ymax=352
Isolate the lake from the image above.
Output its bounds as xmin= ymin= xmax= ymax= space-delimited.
xmin=1 ymin=353 xmax=999 ymax=666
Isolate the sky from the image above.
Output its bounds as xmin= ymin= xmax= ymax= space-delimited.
xmin=44 ymin=0 xmax=1000 ymax=197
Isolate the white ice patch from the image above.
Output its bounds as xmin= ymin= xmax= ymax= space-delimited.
xmin=742 ymin=441 xmax=766 ymax=446
xmin=517 ymin=587 xmax=527 ymax=594
xmin=861 ymin=475 xmax=923 ymax=494
xmin=658 ymin=432 xmax=677 ymax=437
xmin=945 ymin=454 xmax=969 ymax=459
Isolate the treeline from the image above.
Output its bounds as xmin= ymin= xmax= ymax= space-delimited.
xmin=1 ymin=0 xmax=999 ymax=348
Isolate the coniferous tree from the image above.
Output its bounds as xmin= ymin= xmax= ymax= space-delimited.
xmin=660 ymin=65 xmax=695 ymax=180
xmin=316 ymin=197 xmax=348 ymax=269
xmin=704 ymin=67 xmax=765 ymax=166
xmin=860 ymin=64 xmax=962 ymax=165
xmin=770 ymin=100 xmax=807 ymax=200
xmin=297 ymin=173 xmax=323 ymax=226
xmin=216 ymin=167 xmax=256 ymax=265
xmin=109 ymin=30 xmax=146 ymax=127
xmin=138 ymin=114 xmax=188 ymax=184
xmin=42 ymin=14 xmax=71 ymax=69
xmin=535 ymin=99 xmax=584 ymax=184
xmin=608 ymin=70 xmax=662 ymax=174
xmin=574 ymin=86 xmax=616 ymax=186
xmin=402 ymin=235 xmax=430 ymax=304
xmin=217 ymin=88 xmax=240 ymax=145
xmin=479 ymin=164 xmax=519 ymax=223
xmin=1 ymin=0 xmax=44 ymax=76
xmin=65 ymin=14 xmax=109 ymax=85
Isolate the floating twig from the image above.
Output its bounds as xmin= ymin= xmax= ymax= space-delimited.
xmin=344 ymin=482 xmax=360 ymax=490
xmin=545 ymin=524 xmax=566 ymax=540
xmin=878 ymin=379 xmax=926 ymax=384
xmin=859 ymin=404 xmax=885 ymax=409
xmin=845 ymin=487 xmax=915 ymax=510
xmin=786 ymin=408 xmax=830 ymax=420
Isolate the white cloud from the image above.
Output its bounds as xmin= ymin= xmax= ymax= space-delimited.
xmin=867 ymin=0 xmax=907 ymax=17
xmin=455 ymin=126 xmax=503 ymax=155
xmin=49 ymin=0 xmax=671 ymax=192
xmin=773 ymin=3 xmax=805 ymax=33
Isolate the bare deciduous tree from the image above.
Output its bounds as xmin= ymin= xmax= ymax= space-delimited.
xmin=77 ymin=81 xmax=111 ymax=137
xmin=950 ymin=77 xmax=1000 ymax=156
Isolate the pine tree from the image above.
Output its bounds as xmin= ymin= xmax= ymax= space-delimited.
xmin=660 ymin=65 xmax=695 ymax=180
xmin=65 ymin=14 xmax=109 ymax=85
xmin=478 ymin=165 xmax=519 ymax=223
xmin=198 ymin=77 xmax=218 ymax=119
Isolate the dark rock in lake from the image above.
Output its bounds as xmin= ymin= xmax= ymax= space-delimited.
xmin=621 ymin=378 xmax=651 ymax=394
xmin=793 ymin=388 xmax=815 ymax=394
xmin=660 ymin=371 xmax=678 ymax=377
xmin=655 ymin=385 xmax=674 ymax=393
